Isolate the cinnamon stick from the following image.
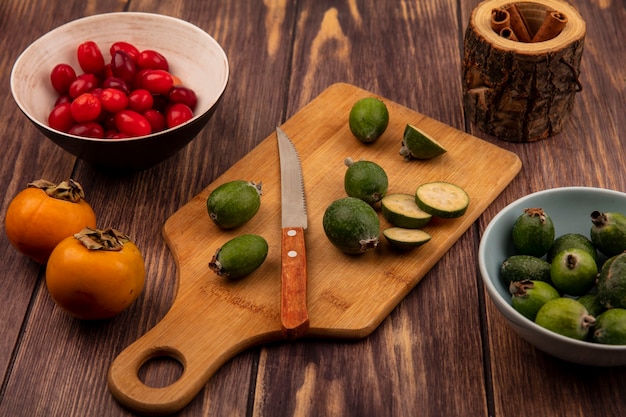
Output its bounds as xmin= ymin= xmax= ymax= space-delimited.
xmin=532 ymin=10 xmax=568 ymax=42
xmin=499 ymin=27 xmax=518 ymax=42
xmin=491 ymin=8 xmax=510 ymax=33
xmin=506 ymin=4 xmax=532 ymax=42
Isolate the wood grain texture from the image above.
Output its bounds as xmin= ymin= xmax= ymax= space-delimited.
xmin=1 ymin=0 xmax=625 ymax=416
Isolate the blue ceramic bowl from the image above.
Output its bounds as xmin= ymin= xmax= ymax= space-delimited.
xmin=10 ymin=12 xmax=229 ymax=171
xmin=479 ymin=187 xmax=626 ymax=366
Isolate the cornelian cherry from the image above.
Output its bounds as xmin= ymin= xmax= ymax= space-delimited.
xmin=47 ymin=40 xmax=198 ymax=139
xmin=50 ymin=64 xmax=77 ymax=95
xmin=77 ymin=41 xmax=105 ymax=75
xmin=166 ymin=103 xmax=193 ymax=128
xmin=114 ymin=110 xmax=152 ymax=137
xmin=70 ymin=93 xmax=102 ymax=123
xmin=137 ymin=49 xmax=169 ymax=71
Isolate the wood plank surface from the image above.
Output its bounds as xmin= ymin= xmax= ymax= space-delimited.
xmin=0 ymin=0 xmax=625 ymax=416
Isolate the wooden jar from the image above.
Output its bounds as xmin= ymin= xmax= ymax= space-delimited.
xmin=462 ymin=0 xmax=586 ymax=142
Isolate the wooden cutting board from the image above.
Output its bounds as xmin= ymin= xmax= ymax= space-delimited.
xmin=108 ymin=83 xmax=522 ymax=415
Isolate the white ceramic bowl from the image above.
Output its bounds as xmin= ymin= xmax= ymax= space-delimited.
xmin=479 ymin=187 xmax=626 ymax=366
xmin=10 ymin=12 xmax=229 ymax=171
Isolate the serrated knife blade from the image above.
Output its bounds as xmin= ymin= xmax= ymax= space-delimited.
xmin=276 ymin=126 xmax=309 ymax=339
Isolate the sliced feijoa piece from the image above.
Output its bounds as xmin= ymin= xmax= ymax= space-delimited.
xmin=209 ymin=234 xmax=269 ymax=280
xmin=415 ymin=182 xmax=469 ymax=218
xmin=399 ymin=124 xmax=447 ymax=160
xmin=383 ymin=227 xmax=431 ymax=250
xmin=381 ymin=193 xmax=432 ymax=229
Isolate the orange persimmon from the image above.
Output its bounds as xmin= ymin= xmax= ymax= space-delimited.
xmin=46 ymin=228 xmax=145 ymax=320
xmin=4 ymin=179 xmax=97 ymax=264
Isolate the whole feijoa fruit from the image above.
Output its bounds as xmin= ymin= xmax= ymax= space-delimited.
xmin=577 ymin=293 xmax=606 ymax=318
xmin=348 ymin=97 xmax=389 ymax=143
xmin=546 ymin=233 xmax=597 ymax=264
xmin=592 ymin=308 xmax=626 ymax=345
xmin=323 ymin=197 xmax=380 ymax=254
xmin=206 ymin=180 xmax=262 ymax=229
xmin=535 ymin=298 xmax=596 ymax=341
xmin=590 ymin=211 xmax=626 ymax=257
xmin=596 ymin=252 xmax=626 ymax=309
xmin=512 ymin=207 xmax=555 ymax=257
xmin=510 ymin=279 xmax=560 ymax=321
xmin=550 ymin=248 xmax=598 ymax=296
xmin=343 ymin=158 xmax=388 ymax=205
xmin=500 ymin=255 xmax=552 ymax=285
xmin=209 ymin=234 xmax=268 ymax=280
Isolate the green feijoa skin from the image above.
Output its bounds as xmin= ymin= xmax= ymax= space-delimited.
xmin=500 ymin=255 xmax=552 ymax=285
xmin=348 ymin=97 xmax=389 ymax=143
xmin=511 ymin=207 xmax=555 ymax=257
xmin=596 ymin=252 xmax=626 ymax=309
xmin=550 ymin=248 xmax=598 ymax=296
xmin=206 ymin=180 xmax=262 ymax=229
xmin=535 ymin=298 xmax=596 ymax=341
xmin=382 ymin=227 xmax=431 ymax=250
xmin=592 ymin=308 xmax=626 ymax=345
xmin=510 ymin=280 xmax=560 ymax=321
xmin=343 ymin=158 xmax=389 ymax=205
xmin=590 ymin=211 xmax=626 ymax=257
xmin=323 ymin=197 xmax=380 ymax=254
xmin=399 ymin=124 xmax=447 ymax=160
xmin=209 ymin=234 xmax=269 ymax=280
xmin=547 ymin=233 xmax=598 ymax=264
xmin=381 ymin=193 xmax=432 ymax=229
xmin=577 ymin=293 xmax=606 ymax=318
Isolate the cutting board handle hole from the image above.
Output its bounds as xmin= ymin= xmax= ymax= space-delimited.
xmin=137 ymin=351 xmax=184 ymax=388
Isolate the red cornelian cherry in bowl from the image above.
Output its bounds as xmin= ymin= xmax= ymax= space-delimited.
xmin=11 ymin=12 xmax=229 ymax=171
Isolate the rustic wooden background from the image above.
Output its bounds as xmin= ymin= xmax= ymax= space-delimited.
xmin=1 ymin=0 xmax=625 ymax=416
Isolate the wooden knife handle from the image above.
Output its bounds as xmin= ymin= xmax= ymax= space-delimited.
xmin=281 ymin=226 xmax=309 ymax=339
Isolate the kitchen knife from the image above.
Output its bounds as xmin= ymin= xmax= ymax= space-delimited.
xmin=276 ymin=126 xmax=309 ymax=339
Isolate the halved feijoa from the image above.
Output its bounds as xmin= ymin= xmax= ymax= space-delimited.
xmin=415 ymin=182 xmax=469 ymax=218
xmin=322 ymin=197 xmax=380 ymax=254
xmin=209 ymin=234 xmax=268 ymax=280
xmin=206 ymin=180 xmax=262 ymax=229
xmin=399 ymin=124 xmax=447 ymax=160
xmin=383 ymin=227 xmax=431 ymax=250
xmin=381 ymin=193 xmax=432 ymax=229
